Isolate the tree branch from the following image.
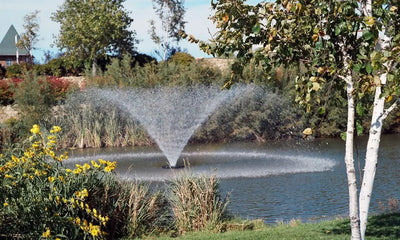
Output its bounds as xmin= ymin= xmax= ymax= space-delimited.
xmin=380 ymin=98 xmax=400 ymax=121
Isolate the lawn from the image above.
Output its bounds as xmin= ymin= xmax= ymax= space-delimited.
xmin=141 ymin=212 xmax=400 ymax=240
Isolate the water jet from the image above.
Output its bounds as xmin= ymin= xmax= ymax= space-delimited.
xmin=84 ymin=85 xmax=248 ymax=167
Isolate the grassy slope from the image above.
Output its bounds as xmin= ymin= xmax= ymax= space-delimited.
xmin=151 ymin=212 xmax=400 ymax=240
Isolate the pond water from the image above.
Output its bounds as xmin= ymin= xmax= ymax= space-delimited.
xmin=68 ymin=134 xmax=400 ymax=224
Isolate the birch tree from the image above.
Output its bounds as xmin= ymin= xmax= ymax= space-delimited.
xmin=182 ymin=0 xmax=400 ymax=239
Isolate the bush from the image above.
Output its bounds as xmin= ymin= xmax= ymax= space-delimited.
xmin=0 ymin=125 xmax=117 ymax=239
xmin=12 ymin=73 xmax=57 ymax=131
xmin=168 ymin=52 xmax=195 ymax=66
xmin=5 ymin=64 xmax=23 ymax=78
xmin=0 ymin=78 xmax=22 ymax=105
xmin=169 ymin=172 xmax=230 ymax=234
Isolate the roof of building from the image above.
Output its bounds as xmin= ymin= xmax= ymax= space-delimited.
xmin=0 ymin=25 xmax=29 ymax=56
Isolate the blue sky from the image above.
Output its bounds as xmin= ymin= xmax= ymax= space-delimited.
xmin=0 ymin=0 xmax=261 ymax=63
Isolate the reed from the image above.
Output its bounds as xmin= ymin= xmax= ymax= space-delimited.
xmin=168 ymin=172 xmax=230 ymax=234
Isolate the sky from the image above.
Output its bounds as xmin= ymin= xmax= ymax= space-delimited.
xmin=0 ymin=0 xmax=260 ymax=63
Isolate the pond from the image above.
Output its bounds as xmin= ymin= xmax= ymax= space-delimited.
xmin=68 ymin=134 xmax=400 ymax=224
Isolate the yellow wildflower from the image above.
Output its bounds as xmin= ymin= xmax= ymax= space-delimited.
xmin=3 ymin=202 xmax=9 ymax=207
xmin=42 ymin=228 xmax=51 ymax=238
xmin=83 ymin=163 xmax=91 ymax=170
xmin=30 ymin=124 xmax=40 ymax=134
xmin=91 ymin=160 xmax=101 ymax=168
xmin=34 ymin=169 xmax=41 ymax=176
xmin=82 ymin=188 xmax=89 ymax=198
xmin=11 ymin=155 xmax=20 ymax=163
xmin=24 ymin=150 xmax=34 ymax=158
xmin=73 ymin=168 xmax=82 ymax=174
xmin=98 ymin=159 xmax=107 ymax=165
xmin=4 ymin=174 xmax=12 ymax=179
xmin=48 ymin=176 xmax=55 ymax=183
xmin=75 ymin=217 xmax=81 ymax=225
xmin=50 ymin=125 xmax=62 ymax=133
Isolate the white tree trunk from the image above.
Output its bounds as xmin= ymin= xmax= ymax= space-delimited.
xmin=359 ymin=29 xmax=391 ymax=240
xmin=345 ymin=77 xmax=361 ymax=240
xmin=340 ymin=38 xmax=361 ymax=240
xmin=359 ymin=83 xmax=385 ymax=240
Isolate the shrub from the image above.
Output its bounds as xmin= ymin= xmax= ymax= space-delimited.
xmin=0 ymin=78 xmax=22 ymax=105
xmin=0 ymin=125 xmax=117 ymax=239
xmin=12 ymin=73 xmax=57 ymax=131
xmin=168 ymin=52 xmax=195 ymax=66
xmin=168 ymin=172 xmax=230 ymax=234
xmin=5 ymin=64 xmax=23 ymax=78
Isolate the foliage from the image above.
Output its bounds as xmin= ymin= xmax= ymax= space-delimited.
xmin=168 ymin=52 xmax=195 ymax=66
xmin=6 ymin=64 xmax=24 ymax=78
xmin=0 ymin=125 xmax=116 ymax=239
xmin=51 ymin=0 xmax=137 ymax=74
xmin=97 ymin=56 xmax=224 ymax=87
xmin=0 ymin=78 xmax=22 ymax=105
xmin=11 ymin=73 xmax=76 ymax=138
xmin=16 ymin=10 xmax=40 ymax=63
xmin=184 ymin=1 xmax=400 ymax=239
xmin=168 ymin=172 xmax=230 ymax=234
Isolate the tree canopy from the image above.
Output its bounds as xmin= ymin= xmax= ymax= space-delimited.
xmin=183 ymin=1 xmax=400 ymax=239
xmin=51 ymin=0 xmax=137 ymax=74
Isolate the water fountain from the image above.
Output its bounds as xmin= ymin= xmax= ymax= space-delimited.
xmin=85 ymin=85 xmax=248 ymax=167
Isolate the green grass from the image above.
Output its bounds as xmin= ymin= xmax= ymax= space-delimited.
xmin=138 ymin=212 xmax=400 ymax=240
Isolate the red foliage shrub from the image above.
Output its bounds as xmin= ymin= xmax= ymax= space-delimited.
xmin=0 ymin=78 xmax=22 ymax=105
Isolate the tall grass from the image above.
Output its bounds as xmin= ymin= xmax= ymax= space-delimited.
xmin=169 ymin=172 xmax=230 ymax=234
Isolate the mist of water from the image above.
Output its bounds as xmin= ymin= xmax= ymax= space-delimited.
xmin=84 ymin=85 xmax=248 ymax=167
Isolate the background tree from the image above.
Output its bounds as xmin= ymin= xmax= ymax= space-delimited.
xmin=183 ymin=0 xmax=400 ymax=239
xmin=17 ymin=10 xmax=40 ymax=64
xmin=51 ymin=0 xmax=137 ymax=76
xmin=149 ymin=0 xmax=186 ymax=60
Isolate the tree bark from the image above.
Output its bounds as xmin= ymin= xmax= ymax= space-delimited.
xmin=345 ymin=77 xmax=361 ymax=240
xmin=340 ymin=38 xmax=361 ymax=239
xmin=359 ymin=83 xmax=385 ymax=240
xmin=358 ymin=28 xmax=392 ymax=240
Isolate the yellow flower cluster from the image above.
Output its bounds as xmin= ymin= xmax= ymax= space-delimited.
xmin=75 ymin=188 xmax=89 ymax=199
xmin=1 ymin=125 xmax=114 ymax=238
xmin=73 ymin=217 xmax=104 ymax=237
xmin=68 ymin=159 xmax=116 ymax=175
xmin=50 ymin=125 xmax=62 ymax=134
xmin=98 ymin=159 xmax=117 ymax=172
xmin=30 ymin=124 xmax=41 ymax=134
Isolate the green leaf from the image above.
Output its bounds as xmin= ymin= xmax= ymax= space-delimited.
xmin=362 ymin=31 xmax=374 ymax=41
xmin=353 ymin=64 xmax=362 ymax=72
xmin=252 ymin=23 xmax=261 ymax=34
xmin=340 ymin=132 xmax=346 ymax=141
xmin=318 ymin=107 xmax=326 ymax=115
xmin=356 ymin=103 xmax=364 ymax=117
xmin=315 ymin=42 xmax=323 ymax=50
xmin=335 ymin=26 xmax=341 ymax=36
xmin=356 ymin=120 xmax=363 ymax=136
xmin=366 ymin=63 xmax=373 ymax=74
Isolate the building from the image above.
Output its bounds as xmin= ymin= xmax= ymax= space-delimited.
xmin=0 ymin=25 xmax=30 ymax=67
